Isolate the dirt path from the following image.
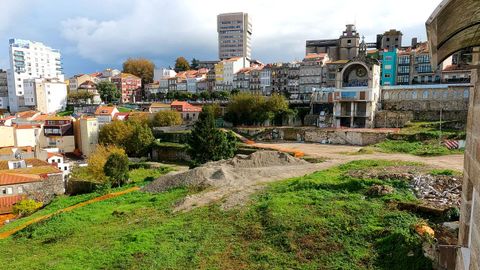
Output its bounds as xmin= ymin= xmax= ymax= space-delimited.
xmin=254 ymin=142 xmax=465 ymax=171
xmin=175 ymin=142 xmax=464 ymax=211
xmin=0 ymin=187 xmax=140 ymax=239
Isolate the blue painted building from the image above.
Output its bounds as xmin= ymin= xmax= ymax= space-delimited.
xmin=380 ymin=50 xmax=397 ymax=86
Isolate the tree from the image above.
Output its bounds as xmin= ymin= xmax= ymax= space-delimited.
xmin=191 ymin=58 xmax=200 ymax=70
xmin=122 ymin=58 xmax=155 ymax=86
xmin=104 ymin=152 xmax=130 ymax=187
xmin=124 ymin=121 xmax=155 ymax=157
xmin=99 ymin=120 xmax=134 ymax=147
xmin=84 ymin=145 xmax=126 ymax=183
xmin=98 ymin=119 xmax=154 ymax=157
xmin=174 ymin=57 xmax=190 ymax=72
xmin=187 ymin=106 xmax=237 ymax=165
xmin=152 ymin=110 xmax=183 ymax=127
xmin=97 ymin=81 xmax=120 ymax=103
xmin=225 ymin=93 xmax=290 ymax=126
xmin=67 ymin=91 xmax=95 ymax=104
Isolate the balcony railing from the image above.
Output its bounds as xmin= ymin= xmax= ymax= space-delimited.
xmin=343 ymin=80 xmax=368 ymax=87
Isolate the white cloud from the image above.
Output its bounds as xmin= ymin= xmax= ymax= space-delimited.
xmin=60 ymin=0 xmax=442 ymax=67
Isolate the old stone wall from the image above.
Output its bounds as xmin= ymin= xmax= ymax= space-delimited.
xmin=374 ymin=111 xmax=414 ymax=128
xmin=457 ymin=67 xmax=480 ymax=270
xmin=235 ymin=127 xmax=392 ymax=146
xmin=24 ymin=173 xmax=65 ymax=204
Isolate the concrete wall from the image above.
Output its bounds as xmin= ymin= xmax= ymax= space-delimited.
xmin=457 ymin=67 xmax=480 ymax=270
xmin=0 ymin=126 xmax=15 ymax=147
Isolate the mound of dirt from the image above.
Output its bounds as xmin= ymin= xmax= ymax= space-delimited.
xmin=143 ymin=151 xmax=308 ymax=194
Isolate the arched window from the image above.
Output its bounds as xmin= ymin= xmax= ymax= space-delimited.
xmin=384 ymin=92 xmax=390 ymax=100
xmin=412 ymin=91 xmax=417 ymax=99
xmin=464 ymin=89 xmax=469 ymax=99
xmin=423 ymin=91 xmax=428 ymax=99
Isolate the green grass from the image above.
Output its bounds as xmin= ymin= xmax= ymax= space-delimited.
xmin=429 ymin=169 xmax=461 ymax=176
xmin=374 ymin=140 xmax=463 ymax=156
xmin=118 ymin=106 xmax=135 ymax=113
xmin=0 ymin=160 xmax=432 ymax=269
xmin=57 ymin=110 xmax=73 ymax=116
xmin=399 ymin=121 xmax=466 ymax=140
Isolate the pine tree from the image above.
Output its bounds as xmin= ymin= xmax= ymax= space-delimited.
xmin=187 ymin=106 xmax=237 ymax=165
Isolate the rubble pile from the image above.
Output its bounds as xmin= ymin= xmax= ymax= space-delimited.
xmin=410 ymin=175 xmax=462 ymax=208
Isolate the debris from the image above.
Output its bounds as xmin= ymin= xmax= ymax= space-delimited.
xmin=409 ymin=175 xmax=461 ymax=208
xmin=415 ymin=224 xmax=435 ymax=238
xmin=366 ymin=184 xmax=394 ymax=196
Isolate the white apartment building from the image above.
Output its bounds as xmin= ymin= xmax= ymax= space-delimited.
xmin=154 ymin=68 xmax=176 ymax=82
xmin=24 ymin=78 xmax=67 ymax=114
xmin=222 ymin=57 xmax=249 ymax=90
xmin=217 ymin=12 xmax=252 ymax=60
xmin=260 ymin=66 xmax=272 ymax=94
xmin=7 ymin=39 xmax=64 ymax=112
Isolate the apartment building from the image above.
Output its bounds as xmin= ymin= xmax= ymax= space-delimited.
xmin=217 ymin=12 xmax=252 ymax=60
xmin=38 ymin=116 xmax=75 ymax=153
xmin=111 ymin=73 xmax=142 ymax=103
xmin=68 ymin=74 xmax=94 ymax=92
xmin=23 ymin=78 xmax=67 ymax=114
xmin=94 ymin=105 xmax=119 ymax=126
xmin=73 ymin=117 xmax=99 ymax=157
xmin=7 ymin=39 xmax=64 ymax=112
xmin=299 ymin=54 xmax=329 ymax=95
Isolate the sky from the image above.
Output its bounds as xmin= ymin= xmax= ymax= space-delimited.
xmin=0 ymin=0 xmax=443 ymax=77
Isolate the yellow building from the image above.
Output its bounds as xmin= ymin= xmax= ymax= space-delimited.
xmin=0 ymin=126 xmax=15 ymax=147
xmin=74 ymin=117 xmax=98 ymax=157
xmin=214 ymin=61 xmax=224 ymax=89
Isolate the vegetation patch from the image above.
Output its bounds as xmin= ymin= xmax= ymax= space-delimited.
xmin=374 ymin=140 xmax=463 ymax=156
xmin=0 ymin=160 xmax=434 ymax=269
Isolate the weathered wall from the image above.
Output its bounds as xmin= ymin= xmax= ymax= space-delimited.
xmin=374 ymin=111 xmax=414 ymax=128
xmin=235 ymin=127 xmax=392 ymax=146
xmin=151 ymin=146 xmax=190 ymax=163
xmin=457 ymin=67 xmax=480 ymax=270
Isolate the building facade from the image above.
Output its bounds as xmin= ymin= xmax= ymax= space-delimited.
xmin=111 ymin=73 xmax=142 ymax=103
xmin=381 ymin=50 xmax=398 ymax=85
xmin=23 ymin=78 xmax=67 ymax=114
xmin=7 ymin=39 xmax=64 ymax=112
xmin=0 ymin=70 xmax=7 ymax=110
xmin=217 ymin=12 xmax=252 ymax=60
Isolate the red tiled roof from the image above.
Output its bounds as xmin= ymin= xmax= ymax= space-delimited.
xmin=47 ymin=153 xmax=63 ymax=159
xmin=95 ymin=106 xmax=117 ymax=115
xmin=16 ymin=110 xmax=38 ymax=119
xmin=305 ymin=53 xmax=327 ymax=60
xmin=0 ymin=173 xmax=41 ymax=185
xmin=170 ymin=101 xmax=202 ymax=112
xmin=0 ymin=195 xmax=26 ymax=214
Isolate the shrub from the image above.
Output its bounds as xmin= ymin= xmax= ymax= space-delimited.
xmin=74 ymin=145 xmax=126 ymax=184
xmin=12 ymin=199 xmax=43 ymax=216
xmin=104 ymin=152 xmax=130 ymax=187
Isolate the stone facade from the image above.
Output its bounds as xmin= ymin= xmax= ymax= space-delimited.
xmin=458 ymin=67 xmax=480 ymax=270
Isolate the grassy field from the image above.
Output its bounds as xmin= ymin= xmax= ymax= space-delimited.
xmin=373 ymin=139 xmax=463 ymax=156
xmin=0 ymin=161 xmax=432 ymax=269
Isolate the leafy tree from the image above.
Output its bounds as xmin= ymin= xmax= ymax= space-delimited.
xmin=124 ymin=121 xmax=155 ymax=157
xmin=104 ymin=152 xmax=130 ymax=187
xmin=191 ymin=58 xmax=200 ymax=70
xmin=224 ymin=93 xmax=290 ymax=126
xmin=67 ymin=91 xmax=95 ymax=104
xmin=122 ymin=58 xmax=155 ymax=85
xmin=152 ymin=110 xmax=183 ymax=127
xmin=187 ymin=106 xmax=237 ymax=165
xmin=174 ymin=57 xmax=191 ymax=72
xmin=84 ymin=145 xmax=126 ymax=183
xmin=97 ymin=81 xmax=120 ymax=103
xmin=98 ymin=119 xmax=154 ymax=157
xmin=99 ymin=121 xmax=134 ymax=147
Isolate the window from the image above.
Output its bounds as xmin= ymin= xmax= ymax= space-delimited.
xmin=6 ymin=188 xmax=12 ymax=195
xmin=423 ymin=91 xmax=428 ymax=99
xmin=1 ymin=188 xmax=5 ymax=194
xmin=64 ymin=166 xmax=68 ymax=171
xmin=18 ymin=186 xmax=23 ymax=194
xmin=384 ymin=74 xmax=391 ymax=78
xmin=412 ymin=91 xmax=417 ymax=99
xmin=385 ymin=65 xmax=392 ymax=70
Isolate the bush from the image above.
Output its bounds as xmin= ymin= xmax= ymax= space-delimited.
xmin=104 ymin=152 xmax=130 ymax=187
xmin=12 ymin=199 xmax=43 ymax=216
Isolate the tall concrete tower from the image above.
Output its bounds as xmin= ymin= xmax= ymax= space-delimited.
xmin=217 ymin=12 xmax=252 ymax=60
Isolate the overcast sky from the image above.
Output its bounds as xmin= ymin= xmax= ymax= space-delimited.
xmin=0 ymin=0 xmax=442 ymax=77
